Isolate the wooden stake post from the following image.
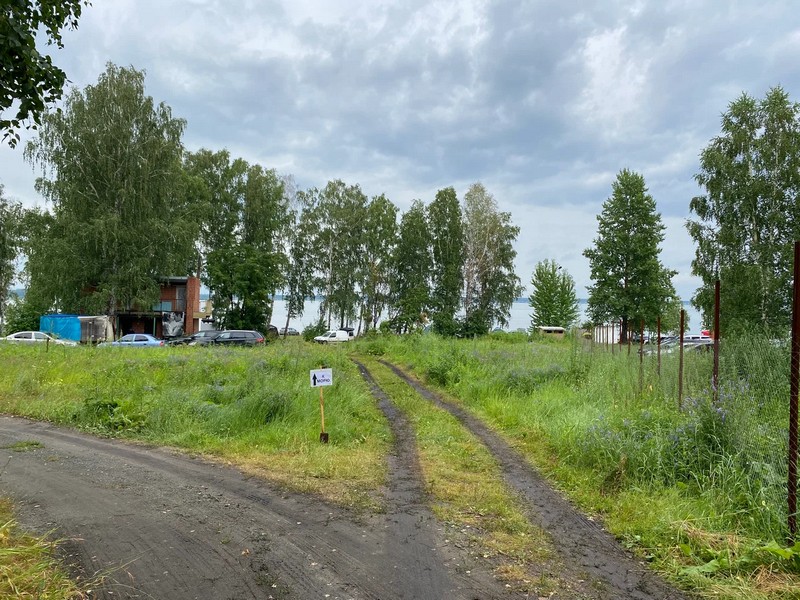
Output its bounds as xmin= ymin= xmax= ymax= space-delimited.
xmin=310 ymin=367 xmax=333 ymax=443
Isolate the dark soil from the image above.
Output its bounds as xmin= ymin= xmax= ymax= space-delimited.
xmin=376 ymin=359 xmax=688 ymax=600
xmin=0 ymin=357 xmax=688 ymax=600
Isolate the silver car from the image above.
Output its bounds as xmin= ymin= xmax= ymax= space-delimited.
xmin=4 ymin=331 xmax=78 ymax=346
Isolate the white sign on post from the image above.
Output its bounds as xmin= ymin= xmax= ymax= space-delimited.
xmin=310 ymin=368 xmax=333 ymax=387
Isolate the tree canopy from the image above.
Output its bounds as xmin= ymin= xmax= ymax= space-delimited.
xmin=528 ymin=260 xmax=579 ymax=331
xmin=391 ymin=200 xmax=431 ymax=333
xmin=1 ymin=1 xmax=89 ymax=146
xmin=688 ymin=86 xmax=800 ymax=332
xmin=23 ymin=63 xmax=197 ymax=319
xmin=186 ymin=149 xmax=289 ymax=330
xmin=462 ymin=183 xmax=521 ymax=334
xmin=427 ymin=187 xmax=464 ymax=336
xmin=0 ymin=185 xmax=22 ymax=328
xmin=584 ymin=169 xmax=677 ymax=341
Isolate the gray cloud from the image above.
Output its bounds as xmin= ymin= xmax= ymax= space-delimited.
xmin=3 ymin=0 xmax=800 ymax=305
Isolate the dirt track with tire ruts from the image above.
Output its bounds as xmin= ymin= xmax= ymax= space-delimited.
xmin=0 ymin=359 xmax=686 ymax=599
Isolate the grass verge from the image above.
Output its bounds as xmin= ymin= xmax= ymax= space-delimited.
xmin=0 ymin=498 xmax=92 ymax=599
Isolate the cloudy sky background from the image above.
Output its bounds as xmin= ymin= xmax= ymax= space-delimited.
xmin=3 ymin=0 xmax=800 ymax=303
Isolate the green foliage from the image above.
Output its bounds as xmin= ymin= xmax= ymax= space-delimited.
xmin=427 ymin=187 xmax=464 ymax=336
xmin=0 ymin=186 xmax=23 ymax=325
xmin=0 ymin=498 xmax=92 ymax=598
xmin=282 ymin=183 xmax=316 ymax=330
xmin=299 ymin=180 xmax=368 ymax=329
xmin=528 ymin=259 xmax=579 ymax=330
xmin=0 ymin=342 xmax=391 ymax=507
xmin=367 ymin=332 xmax=799 ymax=587
xmin=390 ymin=200 xmax=431 ymax=333
xmin=360 ymin=194 xmax=398 ymax=332
xmin=23 ymin=63 xmax=198 ymax=317
xmin=584 ymin=169 xmax=678 ymax=342
xmin=1 ymin=293 xmax=40 ymax=335
xmin=688 ymin=86 xmax=800 ymax=331
xmin=302 ymin=316 xmax=328 ymax=341
xmin=187 ymin=149 xmax=289 ymax=331
xmin=0 ymin=1 xmax=88 ymax=146
xmin=462 ymin=182 xmax=522 ymax=332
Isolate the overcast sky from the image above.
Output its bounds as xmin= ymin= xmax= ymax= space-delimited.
xmin=2 ymin=0 xmax=799 ymax=301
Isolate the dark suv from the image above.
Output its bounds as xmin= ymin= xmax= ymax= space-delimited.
xmin=169 ymin=330 xmax=222 ymax=346
xmin=211 ymin=330 xmax=266 ymax=346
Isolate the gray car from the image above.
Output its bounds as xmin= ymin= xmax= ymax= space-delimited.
xmin=4 ymin=331 xmax=77 ymax=346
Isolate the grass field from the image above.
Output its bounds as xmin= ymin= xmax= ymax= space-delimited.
xmin=1 ymin=332 xmax=799 ymax=599
xmin=352 ymin=330 xmax=800 ymax=599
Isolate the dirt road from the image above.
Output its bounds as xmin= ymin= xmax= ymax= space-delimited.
xmin=0 ymin=418 xmax=508 ymax=599
xmin=0 ymin=360 xmax=687 ymax=599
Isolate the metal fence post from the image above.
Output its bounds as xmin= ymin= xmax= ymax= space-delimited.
xmin=713 ymin=280 xmax=721 ymax=405
xmin=678 ymin=309 xmax=685 ymax=410
xmin=789 ymin=242 xmax=800 ymax=540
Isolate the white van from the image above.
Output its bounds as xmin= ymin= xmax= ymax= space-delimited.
xmin=684 ymin=333 xmax=711 ymax=342
xmin=314 ymin=330 xmax=351 ymax=344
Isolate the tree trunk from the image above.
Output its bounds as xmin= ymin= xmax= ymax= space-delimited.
xmin=283 ymin=312 xmax=291 ymax=340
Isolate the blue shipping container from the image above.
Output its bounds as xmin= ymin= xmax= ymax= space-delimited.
xmin=40 ymin=314 xmax=81 ymax=342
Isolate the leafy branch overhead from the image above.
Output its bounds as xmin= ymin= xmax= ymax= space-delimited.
xmin=0 ymin=1 xmax=90 ymax=147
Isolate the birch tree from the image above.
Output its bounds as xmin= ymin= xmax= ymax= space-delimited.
xmin=360 ymin=194 xmax=397 ymax=333
xmin=688 ymin=87 xmax=800 ymax=331
xmin=186 ymin=149 xmax=289 ymax=330
xmin=462 ymin=182 xmax=521 ymax=334
xmin=427 ymin=186 xmax=464 ymax=336
xmin=307 ymin=180 xmax=367 ymax=329
xmin=390 ymin=200 xmax=431 ymax=333
xmin=0 ymin=185 xmax=22 ymax=328
xmin=24 ymin=63 xmax=197 ymax=322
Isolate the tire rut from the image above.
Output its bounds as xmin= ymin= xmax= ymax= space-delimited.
xmin=0 ymin=413 xmax=516 ymax=599
xmin=376 ymin=359 xmax=688 ymax=600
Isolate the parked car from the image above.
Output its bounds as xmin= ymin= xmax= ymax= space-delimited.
xmin=314 ymin=330 xmax=351 ymax=344
xmin=4 ymin=331 xmax=78 ymax=346
xmin=211 ymin=330 xmax=265 ymax=346
xmin=103 ymin=333 xmax=165 ymax=347
xmin=279 ymin=326 xmax=300 ymax=337
xmin=169 ymin=330 xmax=222 ymax=346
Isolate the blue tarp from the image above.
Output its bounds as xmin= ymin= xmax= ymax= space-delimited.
xmin=40 ymin=314 xmax=81 ymax=342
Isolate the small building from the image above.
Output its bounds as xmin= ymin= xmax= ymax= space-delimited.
xmin=117 ymin=276 xmax=201 ymax=338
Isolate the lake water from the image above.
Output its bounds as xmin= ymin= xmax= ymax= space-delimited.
xmin=267 ymin=298 xmax=705 ymax=335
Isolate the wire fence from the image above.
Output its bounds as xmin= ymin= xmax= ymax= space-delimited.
xmin=590 ymin=288 xmax=797 ymax=541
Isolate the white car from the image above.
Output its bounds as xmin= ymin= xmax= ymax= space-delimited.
xmin=314 ymin=330 xmax=351 ymax=344
xmin=4 ymin=331 xmax=78 ymax=346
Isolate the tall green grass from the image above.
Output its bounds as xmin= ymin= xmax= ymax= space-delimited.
xmin=0 ymin=340 xmax=391 ymax=507
xmin=353 ymin=331 xmax=800 ymax=597
xmin=0 ymin=498 xmax=92 ymax=599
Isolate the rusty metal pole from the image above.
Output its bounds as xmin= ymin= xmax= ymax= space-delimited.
xmin=657 ymin=315 xmax=662 ymax=377
xmin=713 ymin=280 xmax=721 ymax=405
xmin=678 ymin=309 xmax=685 ymax=410
xmin=789 ymin=242 xmax=800 ymax=540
